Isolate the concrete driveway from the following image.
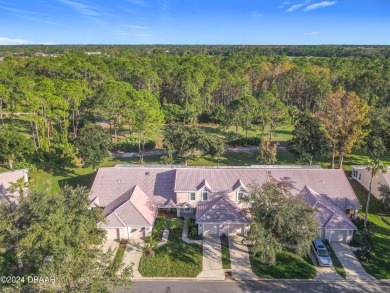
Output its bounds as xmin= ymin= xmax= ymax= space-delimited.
xmin=310 ymin=252 xmax=343 ymax=280
xmin=196 ymin=235 xmax=224 ymax=280
xmin=101 ymin=239 xmax=119 ymax=253
xmin=123 ymin=239 xmax=144 ymax=278
xmin=330 ymin=242 xmax=375 ymax=280
xmin=228 ymin=236 xmax=259 ymax=280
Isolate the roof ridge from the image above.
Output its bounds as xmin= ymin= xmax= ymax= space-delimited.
xmin=129 ymin=185 xmax=157 ymax=226
xmin=113 ymin=211 xmax=127 ymax=227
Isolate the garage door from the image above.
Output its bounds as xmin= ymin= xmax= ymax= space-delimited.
xmin=204 ymin=224 xmax=219 ymax=235
xmin=105 ymin=228 xmax=119 ymax=240
xmin=229 ymin=224 xmax=244 ymax=236
xmin=326 ymin=230 xmax=346 ymax=242
xmin=130 ymin=227 xmax=145 ymax=239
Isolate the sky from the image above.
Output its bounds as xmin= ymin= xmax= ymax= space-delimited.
xmin=0 ymin=0 xmax=389 ymax=45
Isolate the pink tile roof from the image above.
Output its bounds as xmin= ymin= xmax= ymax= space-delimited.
xmin=300 ymin=186 xmax=357 ymax=230
xmin=90 ymin=167 xmax=176 ymax=207
xmin=0 ymin=169 xmax=28 ymax=203
xmin=175 ymin=167 xmax=360 ymax=210
xmin=101 ymin=185 xmax=157 ymax=228
xmin=196 ymin=196 xmax=251 ymax=223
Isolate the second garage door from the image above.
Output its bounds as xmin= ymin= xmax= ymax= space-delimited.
xmin=325 ymin=230 xmax=346 ymax=242
xmin=204 ymin=224 xmax=219 ymax=235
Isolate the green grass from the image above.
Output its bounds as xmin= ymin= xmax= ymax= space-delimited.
xmin=250 ymin=250 xmax=316 ymax=279
xmin=220 ymin=237 xmax=231 ymax=269
xmin=349 ymin=179 xmax=390 ymax=279
xmin=138 ymin=232 xmax=202 ymax=277
xmin=326 ymin=243 xmax=346 ymax=278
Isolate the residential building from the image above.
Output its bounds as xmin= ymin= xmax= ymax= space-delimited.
xmin=89 ymin=165 xmax=360 ymax=243
xmin=351 ymin=165 xmax=390 ymax=199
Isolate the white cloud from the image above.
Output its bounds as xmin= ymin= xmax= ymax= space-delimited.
xmin=59 ymin=0 xmax=99 ymax=16
xmin=285 ymin=0 xmax=312 ymax=12
xmin=304 ymin=31 xmax=320 ymax=35
xmin=0 ymin=37 xmax=31 ymax=45
xmin=304 ymin=1 xmax=336 ymax=11
xmin=278 ymin=1 xmax=291 ymax=8
xmin=251 ymin=11 xmax=262 ymax=17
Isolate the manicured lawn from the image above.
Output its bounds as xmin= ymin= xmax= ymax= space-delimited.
xmin=138 ymin=232 xmax=202 ymax=277
xmin=250 ymin=250 xmax=316 ymax=279
xmin=325 ymin=243 xmax=346 ymax=278
xmin=220 ymin=236 xmax=231 ymax=269
xmin=349 ymin=179 xmax=390 ymax=279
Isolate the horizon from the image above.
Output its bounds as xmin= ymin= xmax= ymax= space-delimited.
xmin=1 ymin=0 xmax=389 ymax=45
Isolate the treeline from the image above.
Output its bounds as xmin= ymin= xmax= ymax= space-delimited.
xmin=0 ymin=45 xmax=390 ymax=58
xmin=0 ymin=48 xmax=389 ymax=170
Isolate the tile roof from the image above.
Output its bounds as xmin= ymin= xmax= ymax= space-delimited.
xmin=0 ymin=169 xmax=28 ymax=204
xmin=300 ymin=186 xmax=357 ymax=230
xmin=101 ymin=185 xmax=157 ymax=228
xmin=196 ymin=196 xmax=251 ymax=223
xmin=90 ymin=167 xmax=176 ymax=208
xmin=175 ymin=167 xmax=361 ymax=210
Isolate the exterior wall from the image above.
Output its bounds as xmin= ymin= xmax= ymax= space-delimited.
xmin=176 ymin=190 xmax=243 ymax=205
xmin=352 ymin=167 xmax=387 ymax=199
xmin=323 ymin=229 xmax=354 ymax=243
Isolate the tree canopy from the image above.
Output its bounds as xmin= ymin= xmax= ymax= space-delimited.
xmin=242 ymin=182 xmax=319 ymax=265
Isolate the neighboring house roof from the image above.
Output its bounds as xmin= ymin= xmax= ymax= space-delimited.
xmin=0 ymin=169 xmax=28 ymax=204
xmin=175 ymin=167 xmax=361 ymax=210
xmin=300 ymin=186 xmax=357 ymax=231
xmin=101 ymin=185 xmax=157 ymax=228
xmin=90 ymin=167 xmax=176 ymax=208
xmin=196 ymin=196 xmax=251 ymax=223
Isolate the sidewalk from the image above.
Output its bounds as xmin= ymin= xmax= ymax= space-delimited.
xmin=182 ymin=218 xmax=202 ymax=244
xmin=196 ymin=235 xmax=225 ymax=281
xmin=158 ymin=219 xmax=170 ymax=247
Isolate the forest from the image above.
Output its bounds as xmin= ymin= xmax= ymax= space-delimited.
xmin=0 ymin=45 xmax=389 ymax=174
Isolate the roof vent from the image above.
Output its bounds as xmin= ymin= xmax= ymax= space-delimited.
xmin=145 ymin=172 xmax=150 ymax=176
xmin=117 ymin=179 xmax=123 ymax=183
xmin=321 ymin=180 xmax=325 ymax=184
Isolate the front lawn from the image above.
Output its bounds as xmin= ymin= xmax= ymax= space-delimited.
xmin=349 ymin=179 xmax=390 ymax=279
xmin=138 ymin=231 xmax=202 ymax=277
xmin=250 ymin=250 xmax=316 ymax=279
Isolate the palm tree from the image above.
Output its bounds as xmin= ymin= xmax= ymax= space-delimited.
xmin=364 ymin=158 xmax=387 ymax=228
xmin=9 ymin=177 xmax=28 ymax=202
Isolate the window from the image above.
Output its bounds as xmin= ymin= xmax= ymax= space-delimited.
xmin=202 ymin=189 xmax=208 ymax=200
xmin=237 ymin=189 xmax=244 ymax=201
xmin=189 ymin=192 xmax=195 ymax=201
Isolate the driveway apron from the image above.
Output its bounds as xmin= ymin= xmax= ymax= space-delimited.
xmin=196 ymin=235 xmax=224 ymax=280
xmin=330 ymin=242 xmax=375 ymax=280
xmin=228 ymin=236 xmax=259 ymax=280
xmin=123 ymin=239 xmax=144 ymax=278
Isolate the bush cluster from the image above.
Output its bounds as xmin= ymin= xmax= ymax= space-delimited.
xmin=169 ymin=218 xmax=184 ymax=233
xmin=111 ymin=136 xmax=156 ymax=152
xmin=152 ymin=216 xmax=166 ymax=240
xmin=228 ymin=137 xmax=261 ymax=146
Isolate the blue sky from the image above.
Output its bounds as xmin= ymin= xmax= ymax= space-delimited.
xmin=0 ymin=0 xmax=389 ymax=45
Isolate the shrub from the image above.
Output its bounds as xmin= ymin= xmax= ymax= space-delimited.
xmin=109 ymin=246 xmax=125 ymax=276
xmin=111 ymin=136 xmax=156 ymax=152
xmin=229 ymin=137 xmax=261 ymax=146
xmin=189 ymin=227 xmax=198 ymax=237
xmin=169 ymin=218 xmax=184 ymax=233
xmin=152 ymin=217 xmax=166 ymax=240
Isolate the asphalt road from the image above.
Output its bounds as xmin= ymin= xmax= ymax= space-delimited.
xmin=115 ymin=279 xmax=390 ymax=293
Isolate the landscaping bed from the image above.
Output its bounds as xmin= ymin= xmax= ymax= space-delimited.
xmin=249 ymin=250 xmax=316 ymax=279
xmin=152 ymin=216 xmax=166 ymax=242
xmin=139 ymin=219 xmax=202 ymax=277
xmin=220 ymin=235 xmax=231 ymax=269
xmin=187 ymin=219 xmax=202 ymax=240
xmin=109 ymin=239 xmax=127 ymax=275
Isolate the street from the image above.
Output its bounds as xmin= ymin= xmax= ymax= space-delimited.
xmin=115 ymin=279 xmax=390 ymax=293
